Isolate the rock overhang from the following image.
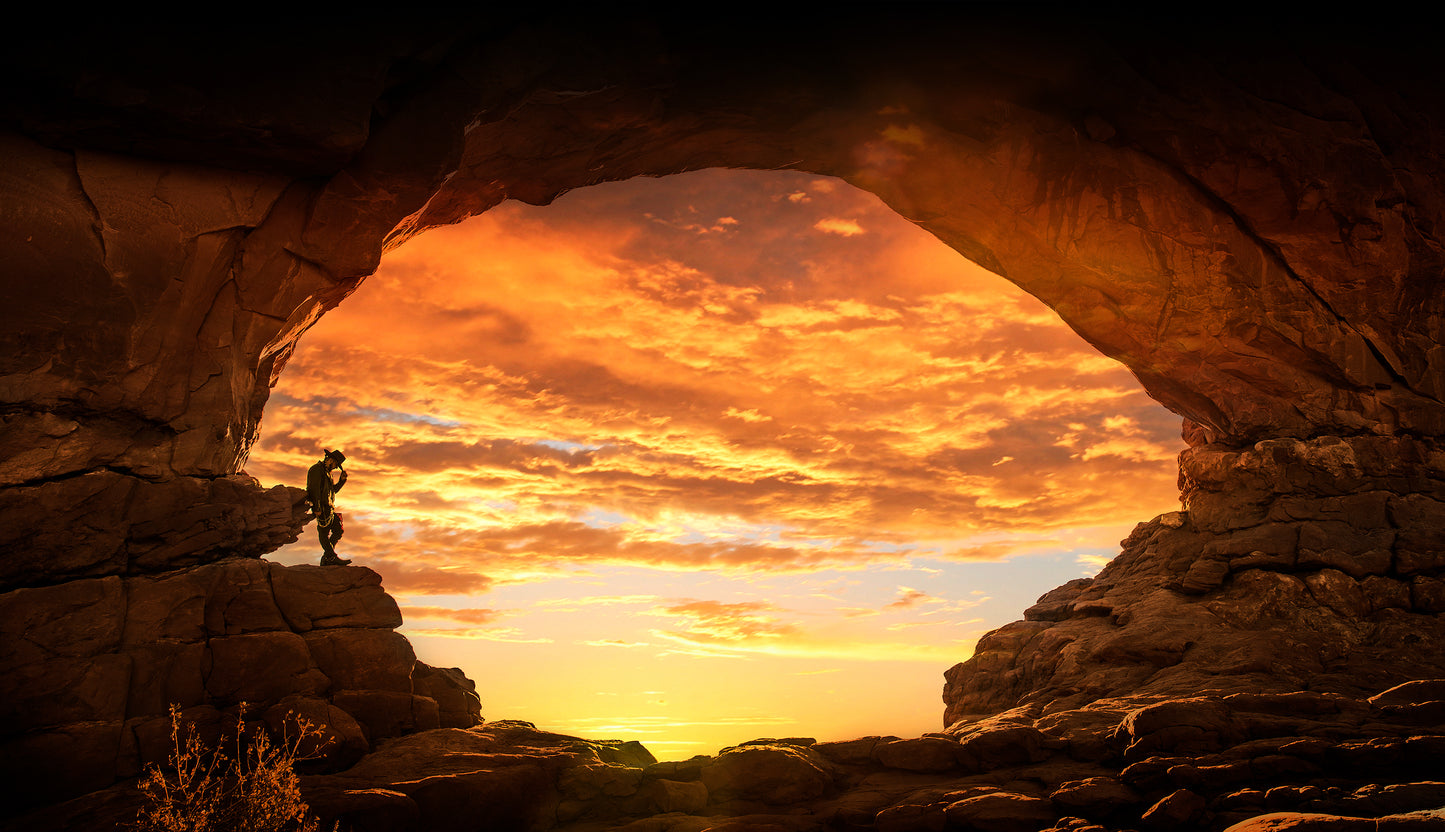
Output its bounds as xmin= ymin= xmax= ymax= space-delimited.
xmin=3 ymin=12 xmax=1441 ymax=493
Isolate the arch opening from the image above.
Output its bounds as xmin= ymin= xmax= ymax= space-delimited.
xmin=252 ymin=168 xmax=1184 ymax=758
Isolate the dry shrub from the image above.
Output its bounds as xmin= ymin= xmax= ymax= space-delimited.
xmin=135 ymin=704 xmax=331 ymax=832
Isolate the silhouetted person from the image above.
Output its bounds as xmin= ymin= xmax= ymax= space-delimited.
xmin=307 ymin=448 xmax=350 ymax=565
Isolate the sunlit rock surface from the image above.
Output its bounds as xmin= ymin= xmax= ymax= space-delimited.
xmin=2 ymin=9 xmax=1445 ymax=832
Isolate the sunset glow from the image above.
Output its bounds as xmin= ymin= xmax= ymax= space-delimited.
xmin=250 ymin=168 xmax=1184 ymax=758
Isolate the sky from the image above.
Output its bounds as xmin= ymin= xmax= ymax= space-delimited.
xmin=250 ymin=168 xmax=1185 ymax=760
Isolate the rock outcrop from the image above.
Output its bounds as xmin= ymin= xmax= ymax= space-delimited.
xmin=943 ymin=435 xmax=1445 ymax=725
xmin=0 ymin=559 xmax=480 ymax=814
xmin=0 ymin=472 xmax=308 ymax=592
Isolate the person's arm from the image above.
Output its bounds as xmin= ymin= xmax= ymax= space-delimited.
xmin=306 ymin=465 xmax=324 ymax=511
xmin=333 ymin=466 xmax=348 ymax=493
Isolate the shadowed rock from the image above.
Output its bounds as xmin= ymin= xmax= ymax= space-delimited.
xmin=0 ymin=559 xmax=480 ymax=813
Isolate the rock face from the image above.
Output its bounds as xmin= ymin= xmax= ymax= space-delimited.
xmin=0 ymin=472 xmax=308 ymax=592
xmin=942 ymin=435 xmax=1445 ymax=725
xmin=0 ymin=559 xmax=481 ymax=813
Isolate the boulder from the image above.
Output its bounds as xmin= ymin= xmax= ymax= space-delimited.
xmin=205 ymin=630 xmax=329 ymax=705
xmin=263 ymin=695 xmax=370 ymax=770
xmin=1141 ymin=788 xmax=1207 ymax=829
xmin=301 ymin=787 xmax=419 ymax=832
xmin=954 ymin=724 xmax=1053 ymax=767
xmin=700 ymin=744 xmax=836 ymax=805
xmin=0 ymin=577 xmax=124 ymax=666
xmin=1221 ymin=813 xmax=1378 ymax=831
xmin=813 ymin=736 xmax=893 ymax=765
xmin=634 ymin=779 xmax=708 ymax=815
xmin=875 ymin=802 xmax=948 ymax=832
xmin=270 ymin=564 xmax=402 ymax=631
xmin=1049 ymin=777 xmax=1141 ymax=816
xmin=302 ymin=628 xmax=416 ymax=693
xmin=411 ymin=663 xmax=482 ymax=729
xmin=1114 ymin=698 xmax=1242 ymax=760
xmin=329 ymin=690 xmax=428 ymax=743
xmin=943 ymin=792 xmax=1056 ymax=832
xmin=872 ymin=737 xmax=968 ymax=773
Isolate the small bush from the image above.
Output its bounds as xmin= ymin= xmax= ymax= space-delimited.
xmin=135 ymin=704 xmax=330 ymax=832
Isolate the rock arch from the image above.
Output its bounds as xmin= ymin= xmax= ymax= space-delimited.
xmin=3 ymin=9 xmax=1445 ymax=819
xmin=4 ymin=14 xmax=1441 ymax=495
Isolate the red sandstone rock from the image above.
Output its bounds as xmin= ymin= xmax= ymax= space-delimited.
xmin=812 ymin=736 xmax=894 ymax=766
xmin=412 ymin=662 xmax=483 ymax=729
xmin=0 ymin=557 xmax=481 ymax=811
xmin=871 ymin=737 xmax=968 ymax=773
xmin=0 ymin=473 xmax=308 ymax=592
xmin=700 ymin=744 xmax=836 ymax=805
xmin=1222 ymin=813 xmax=1377 ymax=831
xmin=300 ymin=723 xmax=656 ymax=831
xmin=262 ymin=695 xmax=370 ymax=770
xmin=943 ymin=792 xmax=1056 ymax=832
xmin=270 ymin=563 xmax=402 ymax=631
xmin=1141 ymin=788 xmax=1207 ymax=829
xmin=303 ymin=628 xmax=415 ymax=693
xmin=1049 ymin=777 xmax=1141 ymax=815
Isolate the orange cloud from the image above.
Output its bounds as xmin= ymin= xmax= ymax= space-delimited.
xmin=813 ymin=217 xmax=866 ymax=236
xmin=651 ymin=599 xmax=798 ymax=642
xmin=402 ymin=605 xmax=504 ymax=625
xmin=251 ymin=167 xmax=1183 ymax=591
xmin=885 ymin=588 xmax=934 ymax=610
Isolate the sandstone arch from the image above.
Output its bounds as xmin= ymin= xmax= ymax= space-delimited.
xmin=4 ymin=15 xmax=1441 ymax=498
xmin=4 ymin=10 xmax=1445 ymax=820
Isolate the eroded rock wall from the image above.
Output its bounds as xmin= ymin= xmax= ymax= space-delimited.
xmin=0 ymin=560 xmax=481 ymax=813
xmin=943 ymin=435 xmax=1445 ymax=725
xmin=2 ymin=15 xmax=1442 ymax=518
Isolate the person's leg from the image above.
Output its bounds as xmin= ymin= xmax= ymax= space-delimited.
xmin=318 ymin=517 xmax=336 ymax=558
xmin=322 ymin=514 xmax=350 ymax=565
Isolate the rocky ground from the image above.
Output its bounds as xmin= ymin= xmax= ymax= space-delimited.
xmin=13 ymin=671 xmax=1445 ymax=832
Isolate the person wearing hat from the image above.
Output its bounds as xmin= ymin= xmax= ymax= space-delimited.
xmin=306 ymin=448 xmax=351 ymax=565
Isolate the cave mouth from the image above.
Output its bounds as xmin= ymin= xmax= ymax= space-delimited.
xmin=250 ymin=167 xmax=1185 ymax=759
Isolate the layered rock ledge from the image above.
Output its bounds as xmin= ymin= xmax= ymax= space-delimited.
xmin=945 ymin=435 xmax=1445 ymax=725
xmin=0 ymin=559 xmax=480 ymax=814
